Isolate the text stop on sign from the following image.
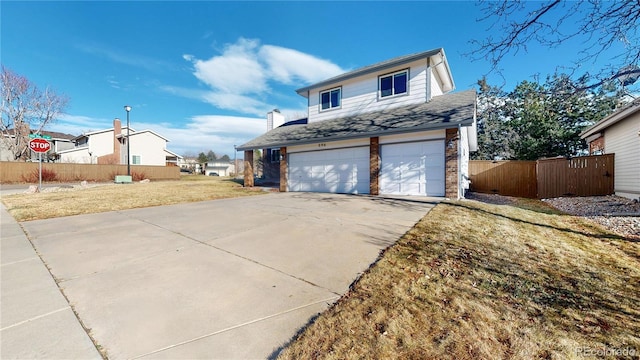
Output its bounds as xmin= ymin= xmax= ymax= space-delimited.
xmin=29 ymin=138 xmax=51 ymax=153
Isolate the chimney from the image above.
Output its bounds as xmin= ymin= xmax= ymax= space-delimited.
xmin=113 ymin=118 xmax=121 ymax=162
xmin=266 ymin=109 xmax=285 ymax=131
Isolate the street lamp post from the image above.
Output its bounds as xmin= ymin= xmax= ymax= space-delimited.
xmin=124 ymin=105 xmax=131 ymax=176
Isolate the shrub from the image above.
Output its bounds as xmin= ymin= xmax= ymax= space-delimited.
xmin=21 ymin=167 xmax=57 ymax=182
xmin=132 ymin=171 xmax=147 ymax=182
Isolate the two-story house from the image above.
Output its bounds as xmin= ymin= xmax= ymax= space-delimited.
xmin=58 ymin=119 xmax=182 ymax=166
xmin=237 ymin=48 xmax=477 ymax=198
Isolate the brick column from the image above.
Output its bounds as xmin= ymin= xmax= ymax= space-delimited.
xmin=244 ymin=150 xmax=254 ymax=187
xmin=589 ymin=137 xmax=604 ymax=155
xmin=113 ymin=118 xmax=122 ymax=164
xmin=445 ymin=128 xmax=459 ymax=199
xmin=279 ymin=147 xmax=287 ymax=192
xmin=369 ymin=137 xmax=380 ymax=195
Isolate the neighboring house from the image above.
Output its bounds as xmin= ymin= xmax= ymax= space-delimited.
xmin=238 ymin=48 xmax=477 ymax=198
xmin=178 ymin=157 xmax=201 ymax=173
xmin=581 ymin=98 xmax=640 ymax=200
xmin=0 ymin=130 xmax=75 ymax=162
xmin=58 ymin=119 xmax=182 ymax=166
xmin=204 ymin=161 xmax=232 ymax=176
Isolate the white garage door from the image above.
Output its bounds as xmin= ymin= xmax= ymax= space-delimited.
xmin=288 ymin=147 xmax=370 ymax=194
xmin=380 ymin=140 xmax=445 ymax=196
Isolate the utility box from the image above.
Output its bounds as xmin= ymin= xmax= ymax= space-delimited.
xmin=115 ymin=175 xmax=133 ymax=184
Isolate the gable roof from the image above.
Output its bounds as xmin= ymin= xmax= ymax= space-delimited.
xmin=237 ymin=89 xmax=476 ymax=151
xmin=581 ymin=98 xmax=640 ymax=139
xmin=295 ymin=48 xmax=454 ymax=96
xmin=73 ymin=126 xmax=137 ymax=140
xmin=4 ymin=129 xmax=75 ymax=140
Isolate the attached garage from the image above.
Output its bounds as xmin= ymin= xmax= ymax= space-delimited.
xmin=288 ymin=147 xmax=370 ymax=194
xmin=380 ymin=140 xmax=445 ymax=196
xmin=237 ymin=90 xmax=477 ymax=199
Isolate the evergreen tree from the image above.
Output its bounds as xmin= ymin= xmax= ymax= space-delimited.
xmin=474 ymin=74 xmax=623 ymax=160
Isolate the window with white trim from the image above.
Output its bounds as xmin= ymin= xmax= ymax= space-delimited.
xmin=320 ymin=87 xmax=341 ymax=111
xmin=379 ymin=70 xmax=408 ymax=98
xmin=132 ymin=155 xmax=141 ymax=164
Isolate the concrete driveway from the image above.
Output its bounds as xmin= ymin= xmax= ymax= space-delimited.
xmin=18 ymin=192 xmax=438 ymax=359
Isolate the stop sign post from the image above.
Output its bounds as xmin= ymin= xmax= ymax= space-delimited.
xmin=29 ymin=137 xmax=51 ymax=191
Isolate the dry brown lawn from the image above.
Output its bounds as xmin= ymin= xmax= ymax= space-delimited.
xmin=2 ymin=175 xmax=266 ymax=221
xmin=277 ymin=198 xmax=640 ymax=360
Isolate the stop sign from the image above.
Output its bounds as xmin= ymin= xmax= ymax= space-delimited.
xmin=29 ymin=138 xmax=51 ymax=153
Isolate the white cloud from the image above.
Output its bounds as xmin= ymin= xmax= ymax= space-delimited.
xmin=136 ymin=115 xmax=265 ymax=156
xmin=259 ymin=45 xmax=345 ymax=84
xmin=185 ymin=115 xmax=265 ymax=135
xmin=54 ymin=114 xmax=111 ymax=134
xmin=201 ymin=92 xmax=271 ymax=116
xmin=182 ymin=38 xmax=346 ymax=116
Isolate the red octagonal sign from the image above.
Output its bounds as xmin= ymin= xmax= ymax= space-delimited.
xmin=29 ymin=138 xmax=51 ymax=153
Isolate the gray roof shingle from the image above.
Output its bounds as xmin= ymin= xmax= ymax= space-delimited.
xmin=237 ymin=89 xmax=476 ymax=151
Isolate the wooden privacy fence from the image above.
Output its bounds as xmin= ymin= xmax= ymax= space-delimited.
xmin=536 ymin=155 xmax=614 ymax=198
xmin=468 ymin=160 xmax=538 ymax=198
xmin=0 ymin=162 xmax=180 ymax=183
xmin=469 ymin=154 xmax=614 ymax=199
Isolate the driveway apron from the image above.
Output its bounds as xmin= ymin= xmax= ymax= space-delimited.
xmin=18 ymin=192 xmax=438 ymax=359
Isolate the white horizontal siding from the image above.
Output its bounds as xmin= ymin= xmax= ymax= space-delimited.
xmin=604 ymin=113 xmax=640 ymax=199
xmin=90 ymin=131 xmax=115 ymax=158
xmin=288 ymin=138 xmax=370 ymax=153
xmin=307 ymin=59 xmax=430 ymax=123
xmin=130 ymin=132 xmax=168 ymax=166
xmin=59 ymin=148 xmax=92 ymax=164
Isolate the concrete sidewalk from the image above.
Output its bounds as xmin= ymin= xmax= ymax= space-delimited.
xmin=0 ymin=203 xmax=102 ymax=359
xmin=1 ymin=192 xmax=438 ymax=359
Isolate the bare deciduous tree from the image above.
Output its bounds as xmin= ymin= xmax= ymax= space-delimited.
xmin=471 ymin=0 xmax=640 ymax=91
xmin=1 ymin=66 xmax=69 ymax=160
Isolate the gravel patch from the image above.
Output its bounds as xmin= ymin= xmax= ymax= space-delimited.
xmin=543 ymin=195 xmax=640 ymax=240
xmin=22 ymin=181 xmax=113 ymax=194
xmin=466 ymin=192 xmax=640 ymax=240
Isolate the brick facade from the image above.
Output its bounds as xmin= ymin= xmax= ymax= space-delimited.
xmin=369 ymin=137 xmax=380 ymax=195
xmin=589 ymin=136 xmax=605 ymax=155
xmin=243 ymin=150 xmax=254 ymax=187
xmin=98 ymin=118 xmax=121 ymax=165
xmin=279 ymin=147 xmax=287 ymax=192
xmin=445 ymin=128 xmax=459 ymax=199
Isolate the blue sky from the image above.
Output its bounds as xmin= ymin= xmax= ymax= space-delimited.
xmin=1 ymin=1 xmax=621 ymax=157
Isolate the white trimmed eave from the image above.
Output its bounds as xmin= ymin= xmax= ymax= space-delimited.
xmin=581 ymin=101 xmax=640 ymax=138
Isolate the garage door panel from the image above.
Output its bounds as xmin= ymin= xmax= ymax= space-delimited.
xmin=380 ymin=140 xmax=445 ymax=196
xmin=426 ymin=180 xmax=445 ymax=195
xmin=288 ymin=147 xmax=369 ymax=194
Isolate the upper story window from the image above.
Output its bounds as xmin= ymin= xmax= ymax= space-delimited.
xmin=320 ymin=87 xmax=341 ymax=111
xmin=379 ymin=70 xmax=408 ymax=98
